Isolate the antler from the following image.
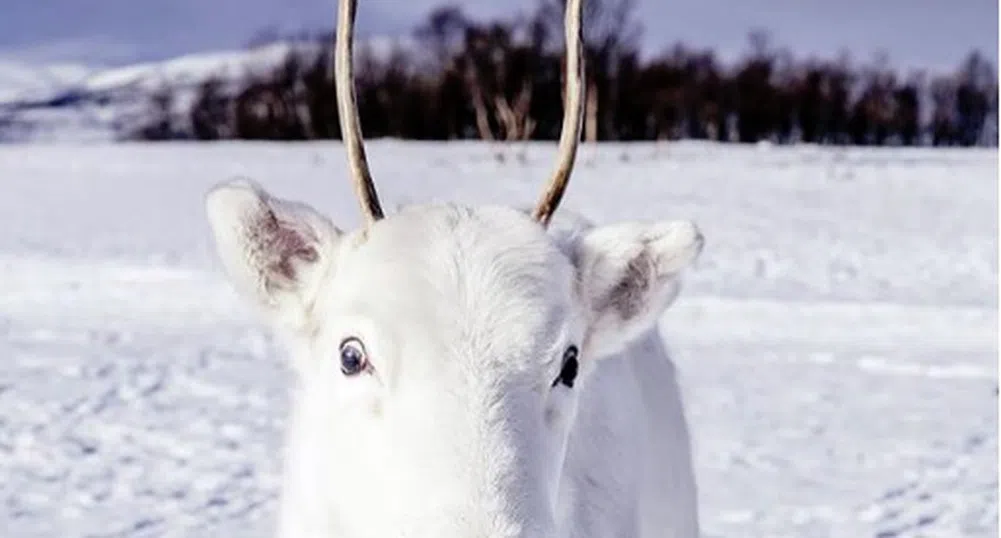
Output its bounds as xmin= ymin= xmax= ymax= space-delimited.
xmin=531 ymin=0 xmax=585 ymax=227
xmin=335 ymin=0 xmax=385 ymax=224
xmin=334 ymin=0 xmax=581 ymax=227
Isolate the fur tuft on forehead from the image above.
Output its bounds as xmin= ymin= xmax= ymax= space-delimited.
xmin=319 ymin=203 xmax=579 ymax=376
xmin=356 ymin=203 xmax=573 ymax=291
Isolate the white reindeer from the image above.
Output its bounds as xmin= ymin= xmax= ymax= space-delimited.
xmin=204 ymin=0 xmax=705 ymax=536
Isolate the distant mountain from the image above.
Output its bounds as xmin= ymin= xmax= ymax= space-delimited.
xmin=0 ymin=41 xmax=344 ymax=142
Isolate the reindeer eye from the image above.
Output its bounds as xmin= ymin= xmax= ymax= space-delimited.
xmin=339 ymin=337 xmax=368 ymax=376
xmin=553 ymin=345 xmax=579 ymax=389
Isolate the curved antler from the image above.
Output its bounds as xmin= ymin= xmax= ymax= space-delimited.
xmin=531 ymin=0 xmax=585 ymax=227
xmin=335 ymin=0 xmax=385 ymax=224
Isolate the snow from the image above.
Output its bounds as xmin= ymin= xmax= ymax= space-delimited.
xmin=0 ymin=61 xmax=96 ymax=104
xmin=0 ymin=39 xmax=423 ymax=143
xmin=80 ymin=44 xmax=303 ymax=96
xmin=0 ymin=44 xmax=302 ymax=144
xmin=0 ymin=140 xmax=996 ymax=537
xmin=0 ymin=43 xmax=304 ymax=106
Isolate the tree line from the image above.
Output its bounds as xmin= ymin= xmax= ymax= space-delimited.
xmin=136 ymin=0 xmax=998 ymax=146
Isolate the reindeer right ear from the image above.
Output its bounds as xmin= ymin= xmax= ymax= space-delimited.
xmin=205 ymin=179 xmax=342 ymax=331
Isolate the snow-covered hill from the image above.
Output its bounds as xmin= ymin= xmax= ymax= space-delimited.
xmin=0 ymin=38 xmax=414 ymax=142
xmin=0 ymin=42 xmax=301 ymax=142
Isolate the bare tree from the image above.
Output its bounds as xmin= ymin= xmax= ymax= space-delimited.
xmin=135 ymin=5 xmax=997 ymax=148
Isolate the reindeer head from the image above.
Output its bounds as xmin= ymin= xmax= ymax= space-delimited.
xmin=204 ymin=0 xmax=703 ymax=536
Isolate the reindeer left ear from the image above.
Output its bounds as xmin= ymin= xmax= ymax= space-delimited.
xmin=571 ymin=219 xmax=704 ymax=359
xmin=205 ymin=178 xmax=343 ymax=332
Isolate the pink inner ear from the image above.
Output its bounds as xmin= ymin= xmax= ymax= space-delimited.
xmin=270 ymin=240 xmax=318 ymax=281
xmin=598 ymin=247 xmax=654 ymax=322
xmin=253 ymin=204 xmax=320 ymax=283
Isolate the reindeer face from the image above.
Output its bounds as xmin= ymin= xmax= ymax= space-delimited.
xmin=203 ymin=0 xmax=705 ymax=534
xmin=204 ymin=180 xmax=702 ymax=537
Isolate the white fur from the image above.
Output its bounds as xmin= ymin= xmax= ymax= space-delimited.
xmin=205 ymin=178 xmax=705 ymax=538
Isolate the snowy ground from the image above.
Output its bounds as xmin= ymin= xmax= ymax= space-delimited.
xmin=0 ymin=141 xmax=996 ymax=537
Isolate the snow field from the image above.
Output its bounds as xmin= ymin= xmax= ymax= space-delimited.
xmin=0 ymin=141 xmax=996 ymax=537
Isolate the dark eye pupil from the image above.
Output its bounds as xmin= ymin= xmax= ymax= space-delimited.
xmin=553 ymin=345 xmax=579 ymax=388
xmin=340 ymin=340 xmax=366 ymax=375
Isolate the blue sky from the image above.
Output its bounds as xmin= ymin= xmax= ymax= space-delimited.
xmin=1 ymin=0 xmax=996 ymax=72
